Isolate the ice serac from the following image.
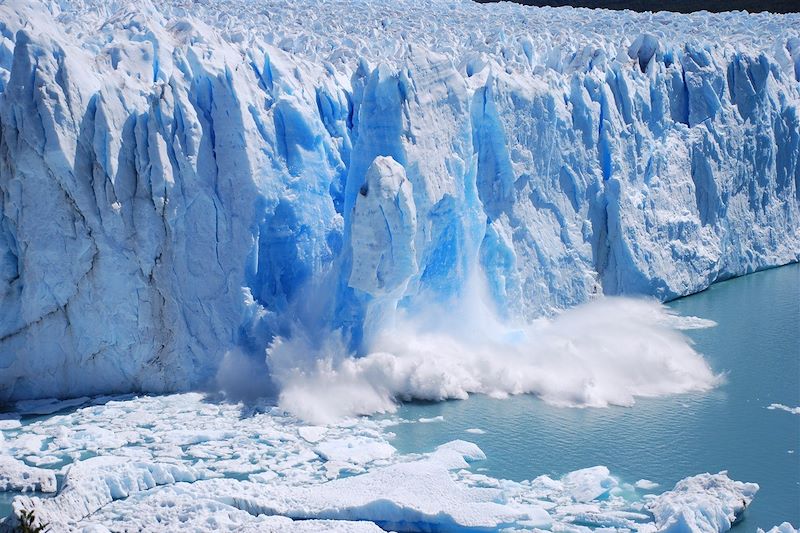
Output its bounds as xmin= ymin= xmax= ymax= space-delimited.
xmin=349 ymin=156 xmax=417 ymax=298
xmin=0 ymin=0 xmax=799 ymax=400
xmin=348 ymin=155 xmax=417 ymax=343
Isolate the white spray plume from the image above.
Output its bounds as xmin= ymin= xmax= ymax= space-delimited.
xmin=216 ymin=348 xmax=275 ymax=401
xmin=267 ymin=275 xmax=721 ymax=424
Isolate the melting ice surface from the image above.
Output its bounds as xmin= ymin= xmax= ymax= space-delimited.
xmin=0 ymin=265 xmax=796 ymax=531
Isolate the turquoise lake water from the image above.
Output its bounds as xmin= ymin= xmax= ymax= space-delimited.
xmin=389 ymin=263 xmax=800 ymax=530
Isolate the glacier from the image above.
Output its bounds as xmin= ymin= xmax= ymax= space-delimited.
xmin=0 ymin=0 xmax=799 ymax=406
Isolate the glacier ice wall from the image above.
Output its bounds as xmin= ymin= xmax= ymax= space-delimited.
xmin=0 ymin=0 xmax=798 ymax=401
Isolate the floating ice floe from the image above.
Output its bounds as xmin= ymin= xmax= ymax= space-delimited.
xmin=10 ymin=457 xmax=205 ymax=529
xmin=758 ymin=523 xmax=800 ymax=533
xmin=12 ymin=398 xmax=93 ymax=417
xmin=634 ymin=479 xmax=660 ymax=491
xmin=767 ymin=404 xmax=800 ymax=415
xmin=646 ymin=472 xmax=758 ymax=533
xmin=0 ymin=457 xmax=56 ymax=494
xmin=0 ymin=394 xmax=765 ymax=532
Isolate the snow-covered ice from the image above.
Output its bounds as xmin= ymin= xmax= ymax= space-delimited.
xmin=11 ymin=457 xmax=204 ymax=528
xmin=0 ymin=457 xmax=56 ymax=494
xmin=646 ymin=472 xmax=758 ymax=533
xmin=562 ymin=466 xmax=618 ymax=502
xmin=0 ymin=393 xmax=764 ymax=532
xmin=0 ymin=0 xmax=798 ymax=407
xmin=313 ymin=437 xmax=395 ymax=465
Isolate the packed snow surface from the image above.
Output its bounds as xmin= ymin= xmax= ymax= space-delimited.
xmin=0 ymin=0 xmax=798 ymax=409
xmin=0 ymin=393 xmax=767 ymax=532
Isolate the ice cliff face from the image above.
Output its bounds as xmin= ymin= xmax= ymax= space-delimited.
xmin=0 ymin=0 xmax=798 ymax=401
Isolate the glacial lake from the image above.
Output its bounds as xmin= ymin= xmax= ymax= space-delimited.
xmin=388 ymin=263 xmax=800 ymax=530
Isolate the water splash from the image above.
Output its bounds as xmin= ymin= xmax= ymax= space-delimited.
xmin=266 ymin=275 xmax=721 ymax=423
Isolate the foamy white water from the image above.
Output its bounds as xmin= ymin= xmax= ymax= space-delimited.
xmin=270 ymin=290 xmax=721 ymax=423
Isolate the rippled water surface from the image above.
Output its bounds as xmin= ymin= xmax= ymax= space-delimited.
xmin=389 ymin=263 xmax=800 ymax=530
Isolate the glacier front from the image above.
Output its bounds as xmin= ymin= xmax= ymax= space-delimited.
xmin=0 ymin=0 xmax=798 ymax=402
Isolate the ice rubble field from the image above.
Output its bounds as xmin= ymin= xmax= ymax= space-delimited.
xmin=0 ymin=393 xmax=793 ymax=532
xmin=1 ymin=0 xmax=799 ymax=405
